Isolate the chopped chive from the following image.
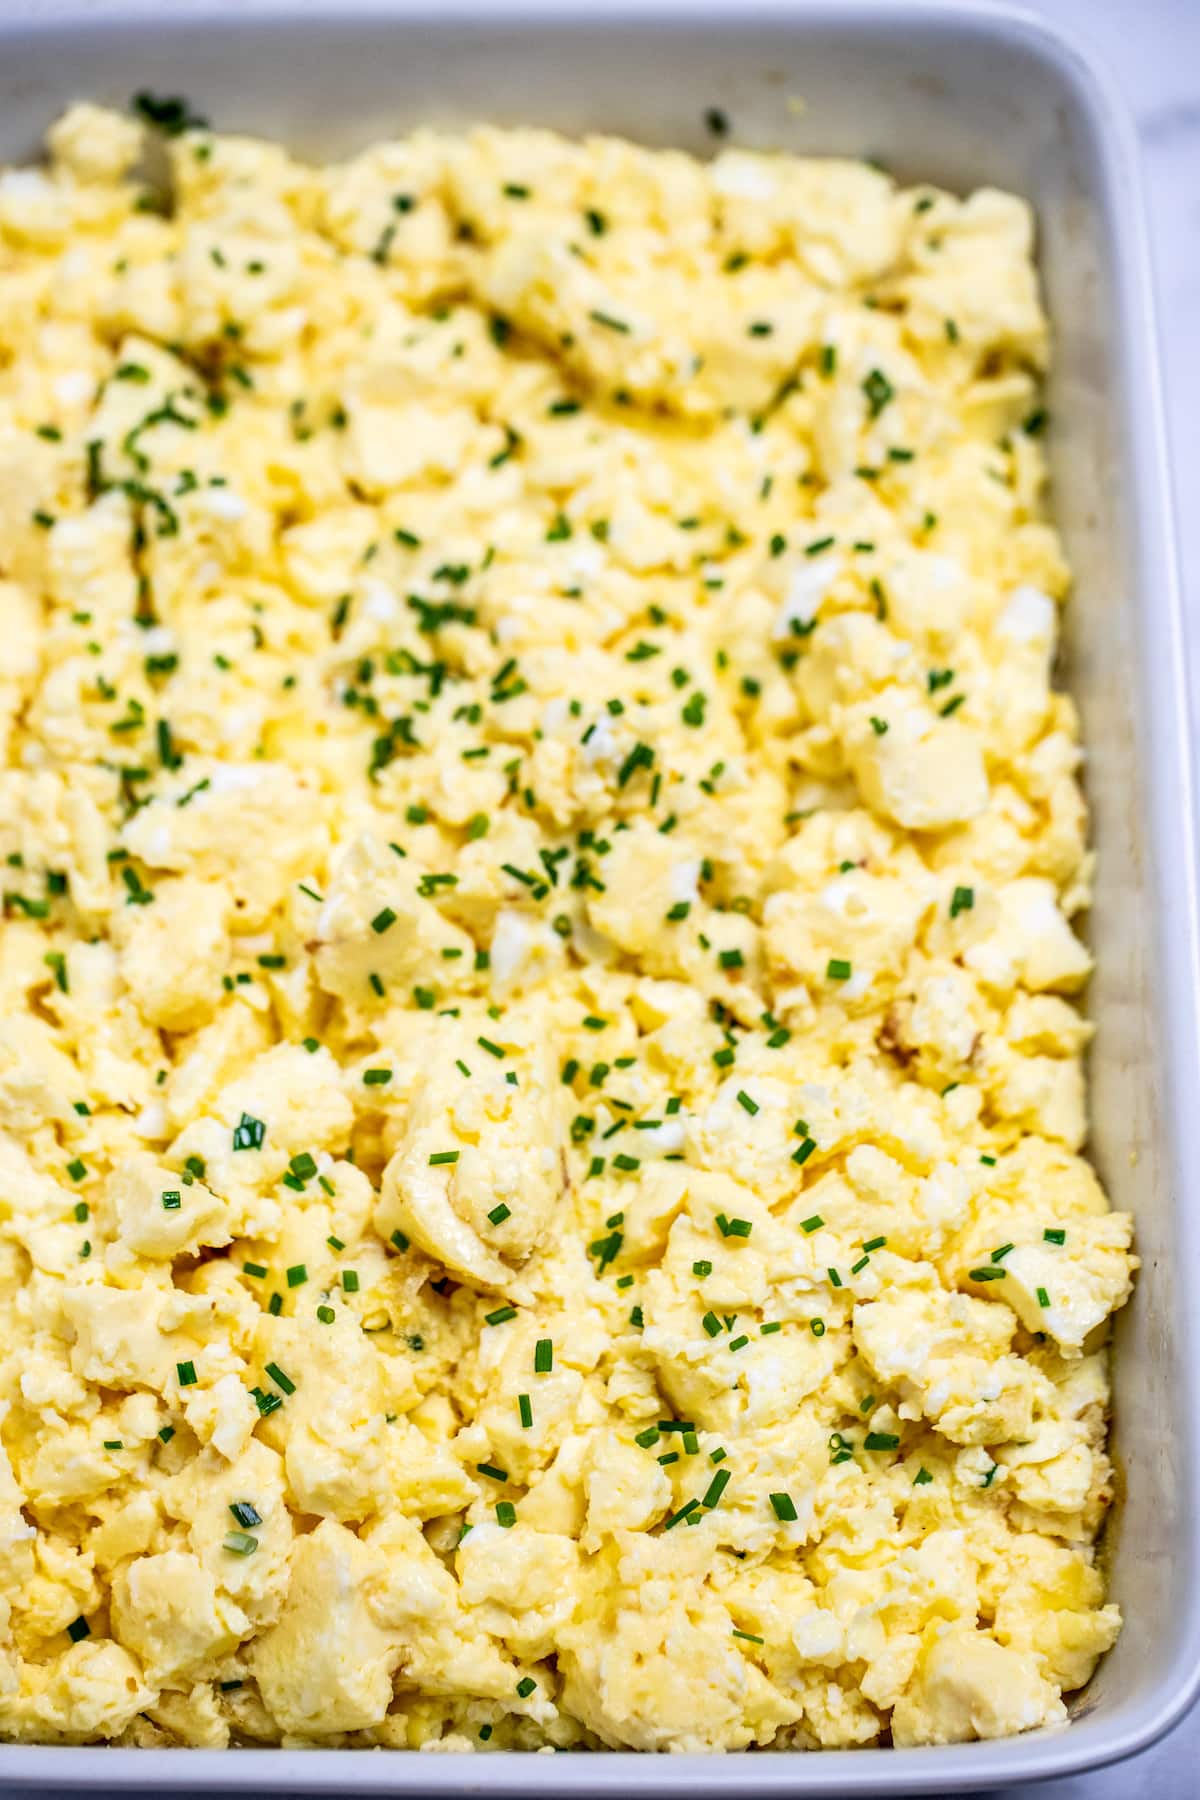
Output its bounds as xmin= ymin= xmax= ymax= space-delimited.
xmin=477 ymin=1462 xmax=508 ymax=1482
xmin=590 ymin=309 xmax=631 ymax=334
xmin=428 ymin=1150 xmax=460 ymax=1166
xmin=703 ymin=1468 xmax=731 ymax=1508
xmin=176 ymin=1360 xmax=197 ymax=1387
xmin=862 ymin=368 xmax=894 ymax=417
xmin=518 ymin=1393 xmax=533 ymax=1429
xmin=264 ymin=1362 xmax=295 ymax=1395
xmin=769 ymin=1492 xmax=798 ymax=1522
xmin=826 ymin=958 xmax=852 ymax=981
xmin=715 ymin=1214 xmax=752 ymax=1239
xmin=735 ymin=1089 xmax=759 ymax=1116
xmin=486 ymin=1306 xmax=517 ymax=1326
xmin=232 ymin=1112 xmax=265 ymax=1151
xmin=864 ymin=1431 xmax=900 ymax=1451
xmin=495 ymin=1500 xmax=517 ymax=1528
xmin=1037 ymin=1286 xmax=1051 ymax=1308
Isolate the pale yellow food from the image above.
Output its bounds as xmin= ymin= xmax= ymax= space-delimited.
xmin=0 ymin=102 xmax=1135 ymax=1752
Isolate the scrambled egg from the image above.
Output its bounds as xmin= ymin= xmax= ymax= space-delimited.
xmin=0 ymin=99 xmax=1134 ymax=1754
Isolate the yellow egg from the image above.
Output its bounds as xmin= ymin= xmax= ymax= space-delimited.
xmin=0 ymin=101 xmax=1130 ymax=1753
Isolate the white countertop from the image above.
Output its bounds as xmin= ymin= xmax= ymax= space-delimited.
xmin=0 ymin=0 xmax=1197 ymax=1794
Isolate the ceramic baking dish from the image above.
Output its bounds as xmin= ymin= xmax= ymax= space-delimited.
xmin=0 ymin=0 xmax=1197 ymax=1790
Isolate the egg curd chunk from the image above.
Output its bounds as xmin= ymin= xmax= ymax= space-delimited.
xmin=0 ymin=102 xmax=1134 ymax=1754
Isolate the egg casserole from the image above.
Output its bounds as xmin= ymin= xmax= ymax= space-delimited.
xmin=0 ymin=101 xmax=1136 ymax=1753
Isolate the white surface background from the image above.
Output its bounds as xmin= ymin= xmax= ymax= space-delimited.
xmin=0 ymin=0 xmax=1197 ymax=1795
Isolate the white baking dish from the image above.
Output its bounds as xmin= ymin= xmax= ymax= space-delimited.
xmin=0 ymin=0 xmax=1197 ymax=1789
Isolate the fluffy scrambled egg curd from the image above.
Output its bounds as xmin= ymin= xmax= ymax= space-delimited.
xmin=0 ymin=100 xmax=1135 ymax=1755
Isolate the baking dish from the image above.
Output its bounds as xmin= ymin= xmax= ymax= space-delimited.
xmin=0 ymin=0 xmax=1196 ymax=1789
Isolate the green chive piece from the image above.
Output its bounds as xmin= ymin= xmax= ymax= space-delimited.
xmin=264 ymin=1361 xmax=295 ymax=1395
xmin=702 ymin=1468 xmax=731 ymax=1509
